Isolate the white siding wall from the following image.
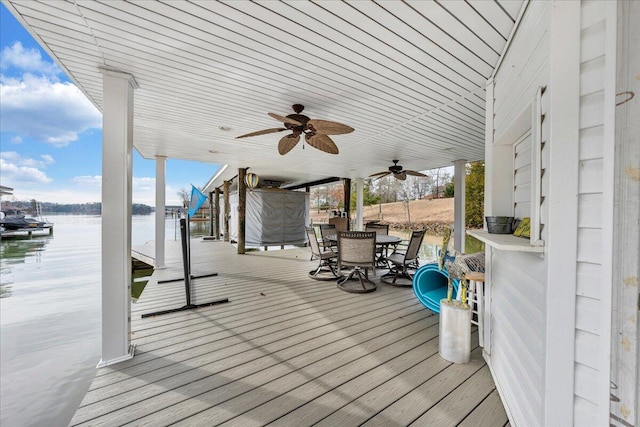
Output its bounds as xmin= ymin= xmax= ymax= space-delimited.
xmin=490 ymin=250 xmax=545 ymax=426
xmin=610 ymin=1 xmax=640 ymax=424
xmin=574 ymin=1 xmax=613 ymax=424
xmin=487 ymin=1 xmax=616 ymax=425
xmin=487 ymin=2 xmax=550 ymax=426
xmin=493 ymin=1 xmax=550 ymax=144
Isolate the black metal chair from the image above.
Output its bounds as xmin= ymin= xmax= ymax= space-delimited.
xmin=365 ymin=222 xmax=389 ymax=235
xmin=306 ymin=226 xmax=339 ymax=280
xmin=336 ymin=231 xmax=377 ymax=293
xmin=365 ymin=222 xmax=392 ymax=268
xmin=318 ymin=223 xmax=338 ymax=252
xmin=380 ymin=229 xmax=426 ymax=287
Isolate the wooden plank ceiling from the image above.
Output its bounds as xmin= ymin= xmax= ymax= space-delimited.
xmin=5 ymin=0 xmax=522 ymax=189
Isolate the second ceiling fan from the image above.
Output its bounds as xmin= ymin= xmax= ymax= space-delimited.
xmin=369 ymin=160 xmax=427 ymax=181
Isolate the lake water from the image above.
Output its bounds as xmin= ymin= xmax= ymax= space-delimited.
xmin=0 ymin=214 xmax=191 ymax=427
xmin=0 ymin=214 xmax=481 ymax=427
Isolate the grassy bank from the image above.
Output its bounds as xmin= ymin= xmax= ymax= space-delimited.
xmin=310 ymin=198 xmax=455 ymax=233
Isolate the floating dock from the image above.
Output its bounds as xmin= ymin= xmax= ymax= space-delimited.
xmin=0 ymin=224 xmax=53 ymax=239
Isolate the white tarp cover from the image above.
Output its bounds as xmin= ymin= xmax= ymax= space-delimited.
xmin=227 ymin=188 xmax=309 ymax=246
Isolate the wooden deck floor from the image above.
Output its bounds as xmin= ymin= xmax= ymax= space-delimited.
xmin=71 ymin=239 xmax=508 ymax=426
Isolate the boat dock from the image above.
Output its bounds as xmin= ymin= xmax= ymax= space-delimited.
xmin=0 ymin=224 xmax=53 ymax=239
xmin=70 ymin=239 xmax=508 ymax=426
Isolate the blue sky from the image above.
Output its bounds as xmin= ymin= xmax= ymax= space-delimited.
xmin=0 ymin=4 xmax=220 ymax=206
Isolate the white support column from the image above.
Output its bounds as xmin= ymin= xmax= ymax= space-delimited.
xmin=154 ymin=156 xmax=166 ymax=269
xmin=356 ymin=178 xmax=364 ymax=231
xmin=98 ymin=69 xmax=137 ymax=368
xmin=483 ymin=79 xmax=494 ymax=360
xmin=453 ymin=159 xmax=466 ymax=253
xmin=544 ymin=1 xmax=580 ymax=424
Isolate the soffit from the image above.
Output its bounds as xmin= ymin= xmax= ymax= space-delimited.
xmin=4 ymin=0 xmax=523 ymax=189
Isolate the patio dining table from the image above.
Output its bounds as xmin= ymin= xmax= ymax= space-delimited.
xmin=327 ymin=233 xmax=402 ymax=268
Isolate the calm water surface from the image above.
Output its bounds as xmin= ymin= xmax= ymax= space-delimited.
xmin=0 ymin=215 xmax=480 ymax=427
xmin=0 ymin=214 xmax=186 ymax=427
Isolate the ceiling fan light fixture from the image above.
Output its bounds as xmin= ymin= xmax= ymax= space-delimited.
xmin=370 ymin=160 xmax=427 ymax=180
xmin=236 ymin=104 xmax=353 ymax=155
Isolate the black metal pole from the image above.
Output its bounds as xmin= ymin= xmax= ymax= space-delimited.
xmin=142 ymin=214 xmax=228 ymax=318
xmin=180 ymin=217 xmax=192 ymax=305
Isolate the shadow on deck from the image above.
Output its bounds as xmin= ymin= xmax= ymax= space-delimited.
xmin=70 ymin=239 xmax=508 ymax=426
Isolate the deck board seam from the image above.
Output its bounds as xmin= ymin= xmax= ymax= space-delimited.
xmin=86 ymin=302 xmax=429 ymax=392
xmin=73 ymin=314 xmax=438 ymax=425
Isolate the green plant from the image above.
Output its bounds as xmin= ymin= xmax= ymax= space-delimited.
xmin=465 ymin=161 xmax=485 ymax=228
xmin=444 ymin=182 xmax=455 ymax=198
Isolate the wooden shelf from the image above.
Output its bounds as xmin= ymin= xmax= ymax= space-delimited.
xmin=467 ymin=230 xmax=544 ymax=253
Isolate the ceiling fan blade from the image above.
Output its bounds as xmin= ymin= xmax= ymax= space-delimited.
xmin=306 ymin=133 xmax=339 ymax=154
xmin=307 ymin=119 xmax=354 ymax=135
xmin=372 ymin=172 xmax=391 ymax=180
xmin=236 ymin=128 xmax=286 ymax=138
xmin=369 ymin=171 xmax=390 ymax=177
xmin=405 ymin=170 xmax=427 ymax=177
xmin=395 ymin=171 xmax=407 ymax=181
xmin=278 ymin=133 xmax=300 ymax=155
xmin=268 ymin=112 xmax=302 ymax=126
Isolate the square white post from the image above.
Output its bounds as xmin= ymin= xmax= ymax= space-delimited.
xmin=453 ymin=159 xmax=466 ymax=253
xmin=356 ymin=178 xmax=364 ymax=231
xmin=98 ymin=69 xmax=137 ymax=367
xmin=155 ymin=156 xmax=166 ymax=268
xmin=544 ymin=1 xmax=581 ymax=424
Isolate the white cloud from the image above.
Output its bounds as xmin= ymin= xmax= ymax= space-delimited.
xmin=0 ymin=155 xmax=52 ymax=184
xmin=7 ymin=188 xmax=101 ymax=204
xmin=72 ymin=175 xmax=101 ymax=186
xmin=69 ymin=175 xmax=180 ymax=206
xmin=40 ymin=154 xmax=55 ymax=164
xmin=1 ymin=151 xmax=55 ymax=169
xmin=1 ymin=74 xmax=102 ymax=147
xmin=1 ymin=41 xmax=61 ymax=78
xmin=3 ymin=179 xmax=182 ymax=207
xmin=133 ymin=176 xmax=155 ymax=190
xmin=10 ymin=136 xmax=22 ymax=144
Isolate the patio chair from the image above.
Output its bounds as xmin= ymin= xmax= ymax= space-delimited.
xmin=365 ymin=222 xmax=392 ymax=268
xmin=328 ymin=216 xmax=348 ymax=232
xmin=336 ymin=231 xmax=377 ymax=293
xmin=365 ymin=222 xmax=389 ymax=235
xmin=318 ymin=223 xmax=338 ymax=252
xmin=381 ymin=229 xmax=426 ymax=286
xmin=306 ymin=226 xmax=339 ymax=280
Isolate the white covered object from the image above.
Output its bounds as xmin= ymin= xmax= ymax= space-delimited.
xmin=227 ymin=188 xmax=309 ymax=246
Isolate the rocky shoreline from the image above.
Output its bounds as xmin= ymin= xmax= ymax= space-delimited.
xmin=384 ymin=221 xmax=449 ymax=235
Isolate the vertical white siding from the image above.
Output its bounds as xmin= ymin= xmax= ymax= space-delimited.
xmin=610 ymin=1 xmax=640 ymax=424
xmin=488 ymin=1 xmax=617 ymax=425
xmin=574 ymin=0 xmax=613 ymax=423
xmin=487 ymin=2 xmax=550 ymax=426
xmin=493 ymin=1 xmax=550 ymax=143
xmin=490 ymin=250 xmax=545 ymax=427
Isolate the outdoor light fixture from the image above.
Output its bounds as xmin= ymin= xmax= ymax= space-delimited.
xmin=244 ymin=172 xmax=259 ymax=193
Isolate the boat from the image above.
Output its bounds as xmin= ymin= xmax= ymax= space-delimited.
xmin=0 ymin=209 xmax=47 ymax=230
xmin=0 ymin=206 xmax=54 ymax=238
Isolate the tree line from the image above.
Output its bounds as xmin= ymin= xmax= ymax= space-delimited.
xmin=0 ymin=200 xmax=153 ymax=215
xmin=310 ymin=161 xmax=484 ymax=228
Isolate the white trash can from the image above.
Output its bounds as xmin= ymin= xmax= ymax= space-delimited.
xmin=439 ymin=299 xmax=471 ymax=363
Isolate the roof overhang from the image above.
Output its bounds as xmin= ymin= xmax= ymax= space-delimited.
xmin=3 ymin=0 xmax=524 ymax=189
